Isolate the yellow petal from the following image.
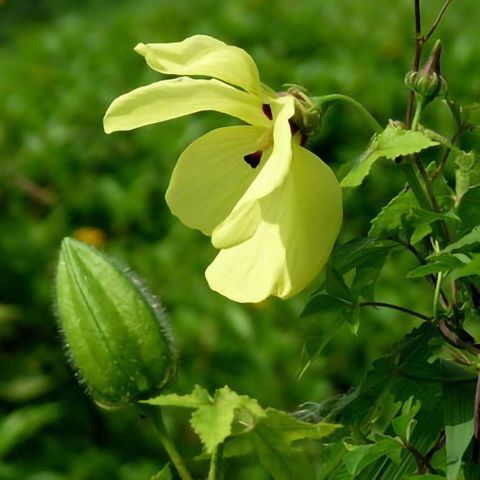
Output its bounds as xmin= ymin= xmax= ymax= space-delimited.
xmin=104 ymin=77 xmax=269 ymax=133
xmin=205 ymin=144 xmax=343 ymax=303
xmin=211 ymin=96 xmax=295 ymax=249
xmin=135 ymin=35 xmax=261 ymax=95
xmin=165 ymin=125 xmax=269 ymax=235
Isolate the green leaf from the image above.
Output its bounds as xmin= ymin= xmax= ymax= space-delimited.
xmin=145 ymin=385 xmax=212 ymax=408
xmin=147 ymin=386 xmax=265 ymax=453
xmin=263 ymin=408 xmax=340 ymax=444
xmin=370 ymin=187 xmax=417 ymax=238
xmin=458 ymin=186 xmax=480 ymax=232
xmin=151 ymin=464 xmax=172 ymax=480
xmin=442 ymin=362 xmax=475 ymax=480
xmin=251 ymin=426 xmax=299 ymax=480
xmin=406 ymin=254 xmax=469 ymax=279
xmin=451 ymin=254 xmax=480 ymax=280
xmin=463 ymin=102 xmax=480 ymax=127
xmin=351 ymin=255 xmax=386 ymax=301
xmin=341 ymin=123 xmax=438 ymax=187
xmin=326 ymin=267 xmax=352 ymax=300
xmin=299 ymin=294 xmax=353 ymax=378
xmin=301 ymin=294 xmax=352 ymax=318
xmin=330 ymin=238 xmax=398 ymax=274
xmin=409 ymin=209 xmax=460 ymax=245
xmin=403 ymin=475 xmax=446 ymax=479
xmin=392 ymin=397 xmax=421 ymax=444
xmin=407 ymin=263 xmax=447 ymax=278
xmin=343 ymin=436 xmax=403 ymax=476
xmin=251 ymin=409 xmax=337 ymax=480
xmin=370 ymin=163 xmax=455 ymax=243
xmin=340 ymin=324 xmax=443 ymax=435
xmin=441 ymin=226 xmax=480 ymax=253
xmin=189 ymin=386 xmax=265 ymax=453
xmin=455 ymin=151 xmax=479 ymax=201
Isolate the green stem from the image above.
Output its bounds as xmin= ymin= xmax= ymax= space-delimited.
xmin=411 ymin=97 xmax=425 ymax=130
xmin=433 ymin=272 xmax=444 ymax=320
xmin=314 ymin=94 xmax=383 ymax=133
xmin=359 ymin=301 xmax=432 ymax=322
xmin=401 ymin=161 xmax=431 ymax=211
xmin=208 ymin=444 xmax=224 ymax=480
xmin=141 ymin=406 xmax=193 ymax=480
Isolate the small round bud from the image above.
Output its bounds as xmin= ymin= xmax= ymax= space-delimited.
xmin=405 ymin=40 xmax=448 ymax=103
xmin=56 ymin=238 xmax=177 ymax=408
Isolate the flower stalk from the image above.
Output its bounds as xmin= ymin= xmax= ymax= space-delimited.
xmin=142 ymin=405 xmax=193 ymax=480
xmin=314 ymin=94 xmax=382 ymax=134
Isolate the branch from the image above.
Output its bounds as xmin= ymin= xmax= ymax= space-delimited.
xmin=359 ymin=301 xmax=432 ymax=322
xmin=424 ymin=0 xmax=453 ymax=43
xmin=431 ymin=125 xmax=465 ymax=181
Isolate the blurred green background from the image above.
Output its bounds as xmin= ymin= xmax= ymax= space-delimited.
xmin=1 ymin=0 xmax=479 ymax=478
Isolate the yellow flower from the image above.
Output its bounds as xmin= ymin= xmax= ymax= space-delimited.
xmin=104 ymin=35 xmax=342 ymax=303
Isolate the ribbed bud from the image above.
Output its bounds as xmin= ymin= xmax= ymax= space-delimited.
xmin=56 ymin=238 xmax=177 ymax=408
xmin=405 ymin=40 xmax=448 ymax=102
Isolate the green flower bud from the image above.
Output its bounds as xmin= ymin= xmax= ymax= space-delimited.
xmin=56 ymin=238 xmax=177 ymax=408
xmin=405 ymin=40 xmax=448 ymax=102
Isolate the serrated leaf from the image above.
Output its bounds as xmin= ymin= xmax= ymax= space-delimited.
xmin=189 ymin=386 xmax=265 ymax=453
xmin=455 ymin=151 xmax=478 ymax=201
xmin=341 ymin=124 xmax=438 ymax=187
xmin=369 ymin=188 xmax=417 ymax=238
xmin=151 ymin=464 xmax=172 ymax=480
xmin=190 ymin=402 xmax=235 ymax=454
xmin=442 ymin=363 xmax=475 ymax=480
xmin=144 ymin=385 xmax=212 ymax=408
xmin=343 ymin=436 xmax=403 ymax=476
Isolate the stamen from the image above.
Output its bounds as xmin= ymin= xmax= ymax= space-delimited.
xmin=262 ymin=104 xmax=273 ymax=120
xmin=243 ymin=150 xmax=262 ymax=169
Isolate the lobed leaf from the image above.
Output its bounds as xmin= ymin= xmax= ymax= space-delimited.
xmin=341 ymin=123 xmax=438 ymax=188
